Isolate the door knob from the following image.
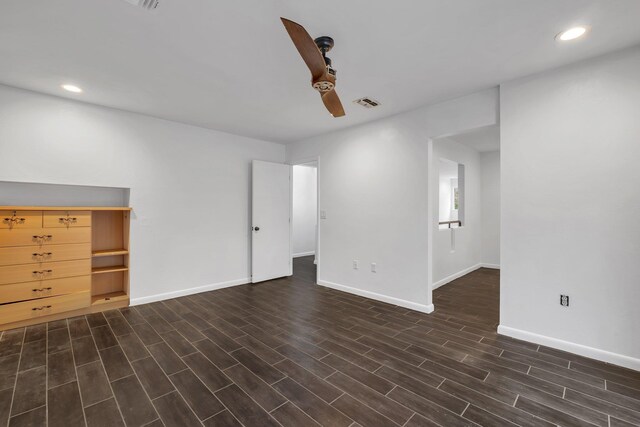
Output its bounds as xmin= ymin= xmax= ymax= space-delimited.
xmin=253 ymin=226 xmax=260 ymax=231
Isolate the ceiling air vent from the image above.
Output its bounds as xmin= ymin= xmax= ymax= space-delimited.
xmin=123 ymin=0 xmax=159 ymax=10
xmin=353 ymin=97 xmax=381 ymax=109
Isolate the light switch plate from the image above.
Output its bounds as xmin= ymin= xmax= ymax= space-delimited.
xmin=320 ymin=210 xmax=327 ymax=219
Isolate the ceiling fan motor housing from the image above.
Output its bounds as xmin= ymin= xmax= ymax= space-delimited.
xmin=311 ymin=35 xmax=337 ymax=92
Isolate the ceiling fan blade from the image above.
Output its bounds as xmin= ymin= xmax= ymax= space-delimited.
xmin=321 ymin=89 xmax=345 ymax=117
xmin=281 ymin=18 xmax=327 ymax=79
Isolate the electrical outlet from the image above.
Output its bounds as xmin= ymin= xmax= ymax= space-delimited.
xmin=371 ymin=263 xmax=377 ymax=273
xmin=353 ymin=260 xmax=359 ymax=270
xmin=560 ymin=295 xmax=570 ymax=307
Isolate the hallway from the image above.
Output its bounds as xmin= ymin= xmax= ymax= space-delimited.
xmin=434 ymin=267 xmax=500 ymax=330
xmin=292 ymin=255 xmax=317 ymax=284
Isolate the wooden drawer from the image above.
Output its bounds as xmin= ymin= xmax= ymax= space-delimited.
xmin=0 ymin=227 xmax=91 ymax=248
xmin=43 ymin=211 xmax=91 ymax=228
xmin=0 ymin=259 xmax=90 ymax=285
xmin=0 ymin=291 xmax=90 ymax=325
xmin=0 ymin=276 xmax=90 ymax=304
xmin=0 ymin=211 xmax=42 ymax=230
xmin=0 ymin=243 xmax=91 ymax=266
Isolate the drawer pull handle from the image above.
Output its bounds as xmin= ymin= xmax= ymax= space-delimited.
xmin=58 ymin=216 xmax=78 ymax=227
xmin=3 ymin=214 xmax=26 ymax=229
xmin=31 ymin=235 xmax=53 ymax=243
xmin=32 ymin=252 xmax=53 ymax=260
xmin=31 ymin=305 xmax=52 ymax=311
xmin=32 ymin=270 xmax=53 ymax=277
xmin=32 ymin=287 xmax=53 ymax=292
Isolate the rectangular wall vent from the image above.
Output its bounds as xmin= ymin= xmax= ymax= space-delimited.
xmin=123 ymin=0 xmax=159 ymax=10
xmin=353 ymin=97 xmax=381 ymax=108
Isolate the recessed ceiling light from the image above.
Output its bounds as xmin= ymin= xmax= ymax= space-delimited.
xmin=62 ymin=84 xmax=83 ymax=93
xmin=556 ymin=26 xmax=588 ymax=41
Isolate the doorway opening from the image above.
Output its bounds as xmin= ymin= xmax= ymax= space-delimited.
xmin=428 ymin=124 xmax=501 ymax=325
xmin=291 ymin=161 xmax=318 ymax=283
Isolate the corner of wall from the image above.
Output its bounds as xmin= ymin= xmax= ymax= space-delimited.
xmin=480 ymin=263 xmax=500 ymax=269
xmin=432 ymin=264 xmax=483 ymax=290
xmin=130 ymin=278 xmax=249 ymax=306
xmin=318 ymin=280 xmax=433 ymax=314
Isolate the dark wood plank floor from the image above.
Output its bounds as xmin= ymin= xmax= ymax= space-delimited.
xmin=292 ymin=255 xmax=317 ymax=284
xmin=1 ymin=268 xmax=639 ymax=426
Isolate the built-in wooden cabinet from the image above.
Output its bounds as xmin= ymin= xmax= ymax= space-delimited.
xmin=0 ymin=206 xmax=131 ymax=330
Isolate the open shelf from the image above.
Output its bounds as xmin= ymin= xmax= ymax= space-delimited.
xmin=92 ymin=249 xmax=128 ymax=257
xmin=92 ymin=265 xmax=128 ymax=274
xmin=91 ymin=210 xmax=130 ymax=310
xmin=92 ymin=291 xmax=128 ymax=306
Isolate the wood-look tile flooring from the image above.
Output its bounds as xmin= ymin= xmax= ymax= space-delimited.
xmin=292 ymin=255 xmax=317 ymax=284
xmin=1 ymin=268 xmax=640 ymax=426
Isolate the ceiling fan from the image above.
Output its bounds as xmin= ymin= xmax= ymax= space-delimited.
xmin=281 ymin=18 xmax=345 ymax=118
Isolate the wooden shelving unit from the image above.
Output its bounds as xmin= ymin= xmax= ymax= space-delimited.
xmin=91 ymin=210 xmax=130 ymax=307
xmin=92 ymin=249 xmax=128 ymax=257
xmin=0 ymin=206 xmax=131 ymax=331
xmin=92 ymin=291 xmax=128 ymax=305
xmin=92 ymin=265 xmax=128 ymax=274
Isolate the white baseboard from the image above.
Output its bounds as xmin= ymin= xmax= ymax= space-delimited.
xmin=293 ymin=251 xmax=315 ymax=258
xmin=498 ymin=325 xmax=640 ymax=372
xmin=318 ymin=280 xmax=434 ymax=314
xmin=432 ymin=263 xmax=482 ymax=290
xmin=480 ymin=263 xmax=500 ymax=269
xmin=130 ymin=278 xmax=250 ymax=306
xmin=432 ymin=263 xmax=501 ymax=290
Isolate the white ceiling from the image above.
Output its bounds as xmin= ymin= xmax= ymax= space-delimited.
xmin=1 ymin=1 xmax=639 ymax=143
xmin=450 ymin=125 xmax=501 ymax=153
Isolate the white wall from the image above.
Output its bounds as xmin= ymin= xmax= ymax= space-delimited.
xmin=0 ymin=84 xmax=285 ymax=304
xmin=433 ymin=138 xmax=482 ymax=287
xmin=480 ymin=151 xmax=500 ymax=267
xmin=292 ymin=164 xmax=317 ymax=257
xmin=0 ymin=181 xmax=129 ymax=207
xmin=286 ymin=88 xmax=499 ymax=312
xmin=500 ymin=46 xmax=640 ymax=369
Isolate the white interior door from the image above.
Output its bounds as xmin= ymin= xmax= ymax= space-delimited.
xmin=252 ymin=160 xmax=291 ymax=283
